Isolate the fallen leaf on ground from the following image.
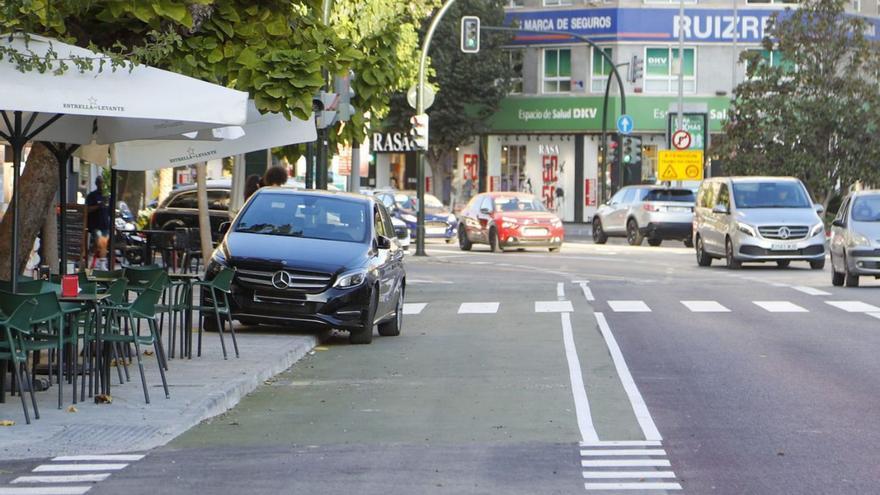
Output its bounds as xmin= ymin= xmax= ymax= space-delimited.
xmin=143 ymin=349 xmax=154 ymax=356
xmin=0 ymin=420 xmax=14 ymax=426
xmin=94 ymin=394 xmax=113 ymax=404
xmin=66 ymin=406 xmax=78 ymax=413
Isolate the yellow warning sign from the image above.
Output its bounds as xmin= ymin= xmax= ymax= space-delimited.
xmin=657 ymin=150 xmax=704 ymax=181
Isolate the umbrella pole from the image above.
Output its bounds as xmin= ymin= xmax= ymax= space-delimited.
xmin=9 ymin=112 xmax=23 ymax=292
xmin=108 ymin=168 xmax=117 ymax=270
xmin=46 ymin=144 xmax=79 ymax=276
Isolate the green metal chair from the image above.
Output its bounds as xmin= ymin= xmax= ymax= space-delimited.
xmin=193 ymin=268 xmax=239 ymax=360
xmin=0 ymin=299 xmax=39 ymax=424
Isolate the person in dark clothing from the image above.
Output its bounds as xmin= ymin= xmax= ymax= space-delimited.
xmin=262 ymin=166 xmax=288 ymax=187
xmin=244 ymin=174 xmax=262 ymax=202
xmin=85 ymin=176 xmax=111 ymax=268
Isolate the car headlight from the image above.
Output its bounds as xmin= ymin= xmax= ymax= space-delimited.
xmin=333 ymin=269 xmax=367 ymax=289
xmin=810 ymin=222 xmax=825 ymax=237
xmin=206 ymin=247 xmax=228 ymax=279
xmin=551 ymin=218 xmax=563 ymax=227
xmin=737 ymin=222 xmax=757 ymax=237
xmin=447 ymin=214 xmax=457 ymax=223
xmin=401 ymin=214 xmax=417 ymax=223
xmin=850 ymin=231 xmax=871 ymax=247
xmin=501 ymin=216 xmax=519 ymax=229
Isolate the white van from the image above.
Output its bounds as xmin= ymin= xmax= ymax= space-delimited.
xmin=693 ymin=177 xmax=826 ymax=269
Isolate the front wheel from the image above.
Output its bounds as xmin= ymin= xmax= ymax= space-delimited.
xmin=725 ymin=238 xmax=741 ymax=270
xmin=378 ymin=288 xmax=403 ymax=337
xmin=592 ymin=219 xmax=608 ymax=244
xmin=809 ymin=259 xmax=825 ymax=270
xmin=549 ymin=246 xmax=561 ymax=253
xmin=831 ymin=255 xmax=845 ymax=286
xmin=458 ymin=226 xmax=472 ymax=251
xmin=776 ymin=260 xmax=791 ymax=268
xmin=683 ymin=238 xmax=694 ymax=248
xmin=489 ymin=228 xmax=503 ymax=253
xmin=647 ymin=239 xmax=662 ymax=247
xmin=445 ymin=238 xmax=455 ymax=244
xmin=349 ymin=289 xmax=377 ymax=345
xmin=626 ymin=220 xmax=643 ymax=246
xmin=695 ymin=236 xmax=712 ymax=267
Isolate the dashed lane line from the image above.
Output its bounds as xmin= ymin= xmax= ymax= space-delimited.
xmin=791 ymin=286 xmax=831 ymax=296
xmin=560 ymin=312 xmax=600 ymax=443
xmin=583 ymin=471 xmax=676 ymax=479
xmin=0 ymin=488 xmax=93 ymax=495
xmin=402 ymin=303 xmax=427 ymax=315
xmin=51 ymin=456 xmax=143 ymax=462
xmin=11 ymin=475 xmax=110 ymax=484
xmin=753 ymin=301 xmax=809 ymax=313
xmin=825 ymin=301 xmax=880 ymax=313
xmin=457 ymin=302 xmax=500 ymax=314
xmin=557 ymin=282 xmax=565 ymax=299
xmin=582 ymin=459 xmax=671 ymax=468
xmin=31 ymin=465 xmax=127 ymax=473
xmin=580 ymin=449 xmax=667 ymax=456
xmin=608 ymin=300 xmax=652 ymax=313
xmin=584 ymin=482 xmax=682 ymax=491
xmin=580 ymin=440 xmax=662 ymax=447
xmin=681 ymin=300 xmax=730 ymax=313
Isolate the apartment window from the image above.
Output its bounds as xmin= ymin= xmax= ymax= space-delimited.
xmin=644 ymin=47 xmax=695 ymax=93
xmin=852 ymin=0 xmax=861 ymax=10
xmin=744 ymin=49 xmax=795 ymax=75
xmin=590 ymin=47 xmax=613 ymax=93
xmin=644 ymin=0 xmax=696 ymax=4
xmin=506 ymin=0 xmax=525 ymax=7
xmin=543 ymin=0 xmax=572 ymax=6
xmin=543 ymin=48 xmax=571 ymax=93
xmin=508 ymin=49 xmax=524 ymax=94
xmin=746 ymin=0 xmax=797 ymax=4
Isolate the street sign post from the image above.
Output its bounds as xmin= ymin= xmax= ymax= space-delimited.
xmin=616 ymin=114 xmax=633 ymax=135
xmin=657 ymin=150 xmax=704 ymax=181
xmin=407 ymin=85 xmax=435 ymax=110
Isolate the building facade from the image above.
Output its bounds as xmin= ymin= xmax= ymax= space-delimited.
xmin=453 ymin=0 xmax=880 ymax=222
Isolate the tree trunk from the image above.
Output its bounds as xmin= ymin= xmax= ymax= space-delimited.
xmin=41 ymin=201 xmax=59 ymax=275
xmin=195 ymin=163 xmax=213 ymax=263
xmin=0 ymin=143 xmax=59 ymax=280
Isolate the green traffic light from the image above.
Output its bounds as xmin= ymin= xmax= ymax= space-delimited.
xmin=623 ymin=155 xmax=632 ymax=163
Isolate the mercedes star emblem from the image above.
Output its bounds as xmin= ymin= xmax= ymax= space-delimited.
xmin=778 ymin=227 xmax=791 ymax=239
xmin=272 ymin=270 xmax=292 ymax=290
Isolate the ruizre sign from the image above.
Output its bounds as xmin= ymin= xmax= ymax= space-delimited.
xmin=372 ymin=132 xmax=417 ymax=153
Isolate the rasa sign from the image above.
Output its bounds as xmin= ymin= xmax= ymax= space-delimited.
xmin=505 ymin=8 xmax=880 ymax=44
xmin=372 ymin=132 xmax=417 ymax=153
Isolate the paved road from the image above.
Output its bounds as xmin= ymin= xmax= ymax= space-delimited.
xmin=5 ymin=238 xmax=880 ymax=494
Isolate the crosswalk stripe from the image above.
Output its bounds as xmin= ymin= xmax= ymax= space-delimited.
xmin=402 ymin=303 xmax=426 ymax=315
xmin=608 ymin=300 xmax=651 ymax=313
xmin=582 ymin=471 xmax=676 ymax=479
xmin=51 ymin=455 xmax=143 ymax=462
xmin=582 ymin=459 xmax=671 ymax=467
xmin=580 ymin=449 xmax=666 ymax=456
xmin=753 ymin=301 xmax=808 ymax=313
xmin=32 ymin=465 xmax=127 ymax=473
xmin=457 ymin=302 xmax=499 ymax=314
xmin=826 ymin=301 xmax=880 ymax=313
xmin=0 ymin=488 xmax=93 ymax=495
xmin=580 ymin=440 xmax=662 ymax=447
xmin=584 ymin=482 xmax=681 ymax=491
xmin=791 ymin=286 xmax=831 ymax=296
xmin=12 ymin=474 xmax=110 ymax=484
xmin=535 ymin=300 xmax=573 ymax=313
xmin=681 ymin=300 xmax=730 ymax=313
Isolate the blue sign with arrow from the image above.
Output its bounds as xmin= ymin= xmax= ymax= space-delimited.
xmin=617 ymin=114 xmax=633 ymax=135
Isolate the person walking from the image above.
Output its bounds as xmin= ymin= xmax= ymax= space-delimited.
xmin=262 ymin=166 xmax=288 ymax=187
xmin=85 ymin=175 xmax=111 ymax=269
xmin=244 ymin=174 xmax=262 ymax=202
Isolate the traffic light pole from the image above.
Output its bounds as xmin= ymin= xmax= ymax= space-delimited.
xmin=601 ymin=62 xmax=630 ymax=201
xmin=415 ymin=0 xmax=459 ymax=256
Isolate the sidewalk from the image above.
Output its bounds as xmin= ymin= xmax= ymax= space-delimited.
xmin=0 ymin=326 xmax=320 ymax=461
xmin=564 ymin=222 xmax=593 ymax=241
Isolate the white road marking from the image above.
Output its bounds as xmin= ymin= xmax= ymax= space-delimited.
xmin=0 ymin=489 xmax=93 ymax=495
xmin=791 ymin=286 xmax=831 ymax=296
xmin=560 ymin=313 xmax=600 ymax=443
xmin=12 ymin=474 xmax=110 ymax=484
xmin=402 ymin=303 xmax=427 ymax=315
xmin=580 ymin=449 xmax=666 ymax=456
xmin=578 ymin=283 xmax=595 ymax=302
xmin=753 ymin=301 xmax=808 ymax=313
xmin=457 ymin=302 xmax=499 ymax=314
xmin=582 ymin=459 xmax=671 ymax=467
xmin=51 ymin=455 xmax=144 ymax=462
xmin=681 ymin=300 xmax=730 ymax=313
xmin=583 ymin=471 xmax=676 ymax=479
xmin=535 ymin=300 xmax=574 ymax=313
xmin=595 ymin=313 xmax=662 ymax=441
xmin=557 ymin=282 xmax=565 ymax=298
xmin=406 ymin=279 xmax=453 ymax=285
xmin=826 ymin=301 xmax=880 ymax=313
xmin=608 ymin=300 xmax=651 ymax=313
xmin=32 ymin=465 xmax=127 ymax=473
xmin=584 ymin=482 xmax=681 ymax=491
xmin=771 ymin=282 xmax=790 ymax=288
xmin=867 ymin=313 xmax=880 ymax=320
xmin=580 ymin=440 xmax=662 ymax=447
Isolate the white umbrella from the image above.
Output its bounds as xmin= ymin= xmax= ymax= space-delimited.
xmin=0 ymin=33 xmax=249 ymax=289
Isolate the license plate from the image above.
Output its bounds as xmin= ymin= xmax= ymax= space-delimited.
xmin=426 ymin=227 xmax=446 ymax=235
xmin=524 ymin=228 xmax=549 ymax=237
xmin=770 ymin=243 xmax=795 ymax=251
xmin=669 ymin=207 xmax=691 ymax=213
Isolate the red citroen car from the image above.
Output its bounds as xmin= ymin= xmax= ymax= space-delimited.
xmin=458 ymin=192 xmax=565 ymax=252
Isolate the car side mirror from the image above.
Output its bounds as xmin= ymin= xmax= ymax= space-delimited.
xmin=814 ymin=204 xmax=825 ymax=215
xmin=832 ymin=219 xmax=845 ymax=228
xmin=480 ymin=207 xmax=491 ymax=215
xmin=712 ymin=204 xmax=729 ymax=215
xmin=218 ymin=221 xmax=231 ymax=234
xmin=376 ymin=235 xmax=392 ymax=250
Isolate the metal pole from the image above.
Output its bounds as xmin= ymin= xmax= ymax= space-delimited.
xmin=677 ymin=0 xmax=685 ymax=132
xmin=10 ymin=111 xmax=22 ymax=292
xmin=415 ymin=0 xmax=459 ymax=256
xmin=318 ymin=0 xmax=334 ymax=191
xmin=108 ymin=168 xmax=118 ymax=270
xmin=732 ymin=0 xmax=738 ymax=93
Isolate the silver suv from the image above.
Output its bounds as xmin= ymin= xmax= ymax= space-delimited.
xmin=830 ymin=190 xmax=880 ymax=287
xmin=693 ymin=177 xmax=826 ymax=269
xmin=592 ymin=185 xmax=695 ymax=246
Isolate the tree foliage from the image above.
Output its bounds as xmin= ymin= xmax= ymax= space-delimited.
xmin=720 ymin=0 xmax=880 ymax=207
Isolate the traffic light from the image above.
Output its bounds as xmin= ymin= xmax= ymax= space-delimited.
xmin=333 ymin=70 xmax=356 ymax=122
xmin=630 ymin=136 xmax=643 ymax=166
xmin=461 ymin=16 xmax=480 ymax=53
xmin=623 ymin=137 xmax=633 ymax=164
xmin=608 ymin=136 xmax=619 ymax=166
xmin=628 ymin=55 xmax=643 ymax=83
xmin=410 ymin=113 xmax=429 ymax=150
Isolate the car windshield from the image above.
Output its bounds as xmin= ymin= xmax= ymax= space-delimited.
xmin=395 ymin=192 xmax=444 ymax=211
xmin=851 ymin=195 xmax=880 ymax=222
xmin=494 ymin=196 xmax=547 ymax=212
xmin=235 ymin=193 xmax=368 ymax=243
xmin=732 ymin=181 xmax=812 ymax=209
xmin=643 ymin=189 xmax=695 ymax=203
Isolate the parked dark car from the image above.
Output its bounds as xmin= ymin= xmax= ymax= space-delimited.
xmin=375 ymin=190 xmax=457 ymax=242
xmin=149 ymin=179 xmax=231 ymax=239
xmin=205 ymin=187 xmax=406 ymax=344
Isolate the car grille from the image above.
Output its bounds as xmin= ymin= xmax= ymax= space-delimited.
xmin=233 ymin=267 xmax=333 ymax=293
xmin=740 ymin=245 xmax=824 ymax=256
xmin=758 ymin=225 xmax=809 ymax=240
xmin=426 ymin=221 xmax=448 ymax=229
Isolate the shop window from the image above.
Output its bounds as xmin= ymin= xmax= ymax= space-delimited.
xmin=501 ymin=145 xmax=528 ymax=192
xmin=543 ymin=48 xmax=571 ymax=94
xmin=644 ymin=47 xmax=695 ymax=94
xmin=590 ymin=47 xmax=613 ymax=93
xmin=508 ymin=49 xmax=524 ymax=94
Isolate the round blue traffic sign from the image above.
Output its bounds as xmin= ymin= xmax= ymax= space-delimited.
xmin=617 ymin=115 xmax=634 ymax=135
